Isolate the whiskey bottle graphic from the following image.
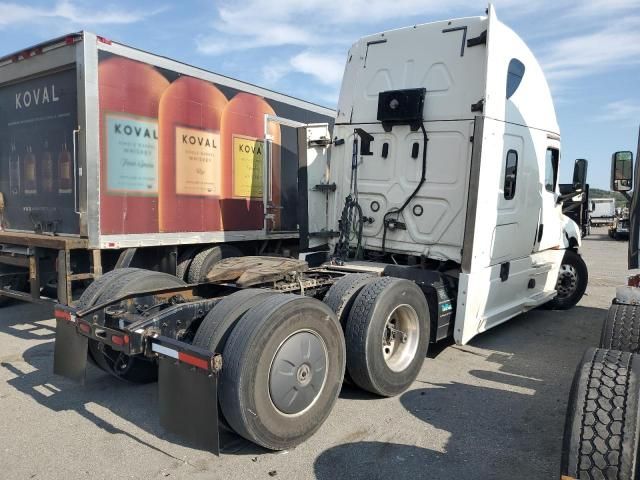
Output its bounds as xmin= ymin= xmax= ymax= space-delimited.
xmin=158 ymin=76 xmax=228 ymax=232
xmin=23 ymin=145 xmax=37 ymax=195
xmin=8 ymin=140 xmax=20 ymax=195
xmin=220 ymin=93 xmax=281 ymax=230
xmin=99 ymin=56 xmax=169 ymax=234
xmin=58 ymin=142 xmax=73 ymax=194
xmin=41 ymin=139 xmax=54 ymax=193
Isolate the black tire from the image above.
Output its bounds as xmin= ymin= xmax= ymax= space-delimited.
xmin=76 ymin=268 xmax=147 ymax=367
xmin=176 ymin=246 xmax=201 ymax=281
xmin=561 ymin=348 xmax=640 ymax=479
xmin=323 ymin=273 xmax=377 ymax=326
xmin=600 ymin=302 xmax=640 ymax=353
xmin=545 ymin=249 xmax=588 ymax=310
xmin=219 ymin=294 xmax=345 ymax=450
xmin=187 ymin=245 xmax=242 ymax=283
xmin=192 ymin=288 xmax=276 ymax=354
xmin=345 ymin=277 xmax=430 ymax=397
xmin=87 ymin=269 xmax=186 ymax=383
xmin=75 ymin=268 xmax=144 ymax=309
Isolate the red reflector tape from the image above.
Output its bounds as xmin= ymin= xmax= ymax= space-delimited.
xmin=78 ymin=322 xmax=91 ymax=334
xmin=178 ymin=352 xmax=209 ymax=371
xmin=111 ymin=335 xmax=129 ymax=346
xmin=54 ymin=309 xmax=73 ymax=322
xmin=151 ymin=343 xmax=210 ymax=371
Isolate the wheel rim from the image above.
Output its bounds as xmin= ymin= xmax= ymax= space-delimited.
xmin=556 ymin=263 xmax=579 ymax=299
xmin=381 ymin=304 xmax=420 ymax=372
xmin=269 ymin=330 xmax=328 ymax=416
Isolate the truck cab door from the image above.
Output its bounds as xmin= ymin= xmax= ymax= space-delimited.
xmin=263 ymin=115 xmax=333 ymax=246
xmin=533 ymin=140 xmax=564 ymax=252
xmin=299 ymin=124 xmax=333 ymax=249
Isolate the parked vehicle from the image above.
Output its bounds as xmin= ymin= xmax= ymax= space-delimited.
xmin=0 ymin=32 xmax=334 ymax=306
xmin=54 ymin=6 xmax=589 ymax=453
xmin=560 ymin=178 xmax=590 ymax=237
xmin=590 ymin=197 xmax=616 ymax=227
xmin=561 ymin=133 xmax=640 ymax=480
xmin=608 ymin=208 xmax=630 ymax=240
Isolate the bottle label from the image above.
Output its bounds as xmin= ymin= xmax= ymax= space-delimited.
xmin=233 ymin=135 xmax=263 ymax=198
xmin=175 ymin=126 xmax=220 ymax=196
xmin=105 ymin=113 xmax=159 ymax=195
xmin=58 ymin=154 xmax=72 ymax=194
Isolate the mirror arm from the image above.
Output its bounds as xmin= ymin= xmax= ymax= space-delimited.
xmin=623 ymin=191 xmax=633 ymax=203
xmin=557 ymin=188 xmax=583 ymax=204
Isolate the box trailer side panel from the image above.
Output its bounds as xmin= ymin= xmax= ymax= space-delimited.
xmin=0 ymin=33 xmax=334 ymax=248
xmin=92 ymin=39 xmax=334 ymax=249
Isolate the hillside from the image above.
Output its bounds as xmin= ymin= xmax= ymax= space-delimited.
xmin=590 ymin=187 xmax=630 ymax=207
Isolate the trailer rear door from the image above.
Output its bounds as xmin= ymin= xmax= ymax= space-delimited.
xmin=0 ymin=65 xmax=80 ymax=234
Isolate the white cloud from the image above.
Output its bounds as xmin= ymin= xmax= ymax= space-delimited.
xmin=597 ymin=100 xmax=640 ymax=123
xmin=540 ymin=16 xmax=640 ymax=82
xmin=569 ymin=0 xmax=640 ymax=17
xmin=290 ymin=51 xmax=345 ymax=86
xmin=0 ymin=1 xmax=164 ymax=28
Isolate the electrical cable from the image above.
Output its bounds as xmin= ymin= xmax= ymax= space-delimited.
xmin=381 ymin=122 xmax=429 ymax=254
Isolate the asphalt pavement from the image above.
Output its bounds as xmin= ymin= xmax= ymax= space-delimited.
xmin=0 ymin=228 xmax=628 ymax=479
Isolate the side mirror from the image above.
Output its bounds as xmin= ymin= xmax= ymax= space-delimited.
xmin=572 ymin=158 xmax=588 ymax=191
xmin=611 ymin=151 xmax=633 ymax=192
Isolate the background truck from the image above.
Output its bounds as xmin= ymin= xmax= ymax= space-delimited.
xmin=561 ymin=134 xmax=640 ymax=480
xmin=54 ymin=6 xmax=589 ymax=454
xmin=608 ymin=207 xmax=630 ymax=240
xmin=0 ymin=32 xmax=334 ymax=306
xmin=590 ymin=197 xmax=616 ymax=227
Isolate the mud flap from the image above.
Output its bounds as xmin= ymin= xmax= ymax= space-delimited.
xmin=155 ymin=342 xmax=220 ymax=454
xmin=53 ymin=317 xmax=88 ymax=383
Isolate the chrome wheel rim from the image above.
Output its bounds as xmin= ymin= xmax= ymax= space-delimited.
xmin=269 ymin=330 xmax=328 ymax=416
xmin=556 ymin=264 xmax=578 ymax=299
xmin=382 ymin=304 xmax=420 ymax=372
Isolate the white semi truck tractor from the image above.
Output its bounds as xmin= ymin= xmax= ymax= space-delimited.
xmin=54 ymin=5 xmax=589 ymax=453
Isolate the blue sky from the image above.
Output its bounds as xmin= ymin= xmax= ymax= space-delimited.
xmin=1 ymin=0 xmax=639 ymax=189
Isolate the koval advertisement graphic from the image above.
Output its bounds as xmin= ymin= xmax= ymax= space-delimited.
xmin=0 ymin=68 xmax=79 ymax=234
xmin=0 ymin=52 xmax=330 ymax=237
xmin=97 ymin=52 xmax=313 ymax=236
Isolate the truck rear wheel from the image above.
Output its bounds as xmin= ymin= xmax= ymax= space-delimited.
xmin=545 ymin=249 xmax=588 ymax=310
xmin=345 ymin=277 xmax=429 ymax=397
xmin=192 ymin=288 xmax=276 ymax=354
xmin=600 ymin=302 xmax=640 ymax=353
xmin=561 ymin=348 xmax=640 ymax=480
xmin=86 ymin=269 xmax=186 ymax=383
xmin=176 ymin=246 xmax=200 ymax=281
xmin=187 ymin=245 xmax=243 ymax=283
xmin=323 ymin=273 xmax=377 ymax=326
xmin=219 ymin=294 xmax=345 ymax=450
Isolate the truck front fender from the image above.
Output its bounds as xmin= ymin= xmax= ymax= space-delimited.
xmin=562 ymin=216 xmax=582 ymax=249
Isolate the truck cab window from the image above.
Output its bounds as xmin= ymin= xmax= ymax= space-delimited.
xmin=503 ymin=149 xmax=518 ymax=199
xmin=506 ymin=59 xmax=525 ymax=99
xmin=545 ymin=148 xmax=559 ymax=192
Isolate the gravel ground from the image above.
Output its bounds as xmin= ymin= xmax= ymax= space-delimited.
xmin=0 ymin=228 xmax=628 ymax=480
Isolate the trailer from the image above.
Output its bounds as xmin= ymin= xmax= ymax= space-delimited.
xmin=589 ymin=197 xmax=616 ymax=227
xmin=55 ymin=6 xmax=589 ymax=454
xmin=0 ymin=32 xmax=334 ymax=306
